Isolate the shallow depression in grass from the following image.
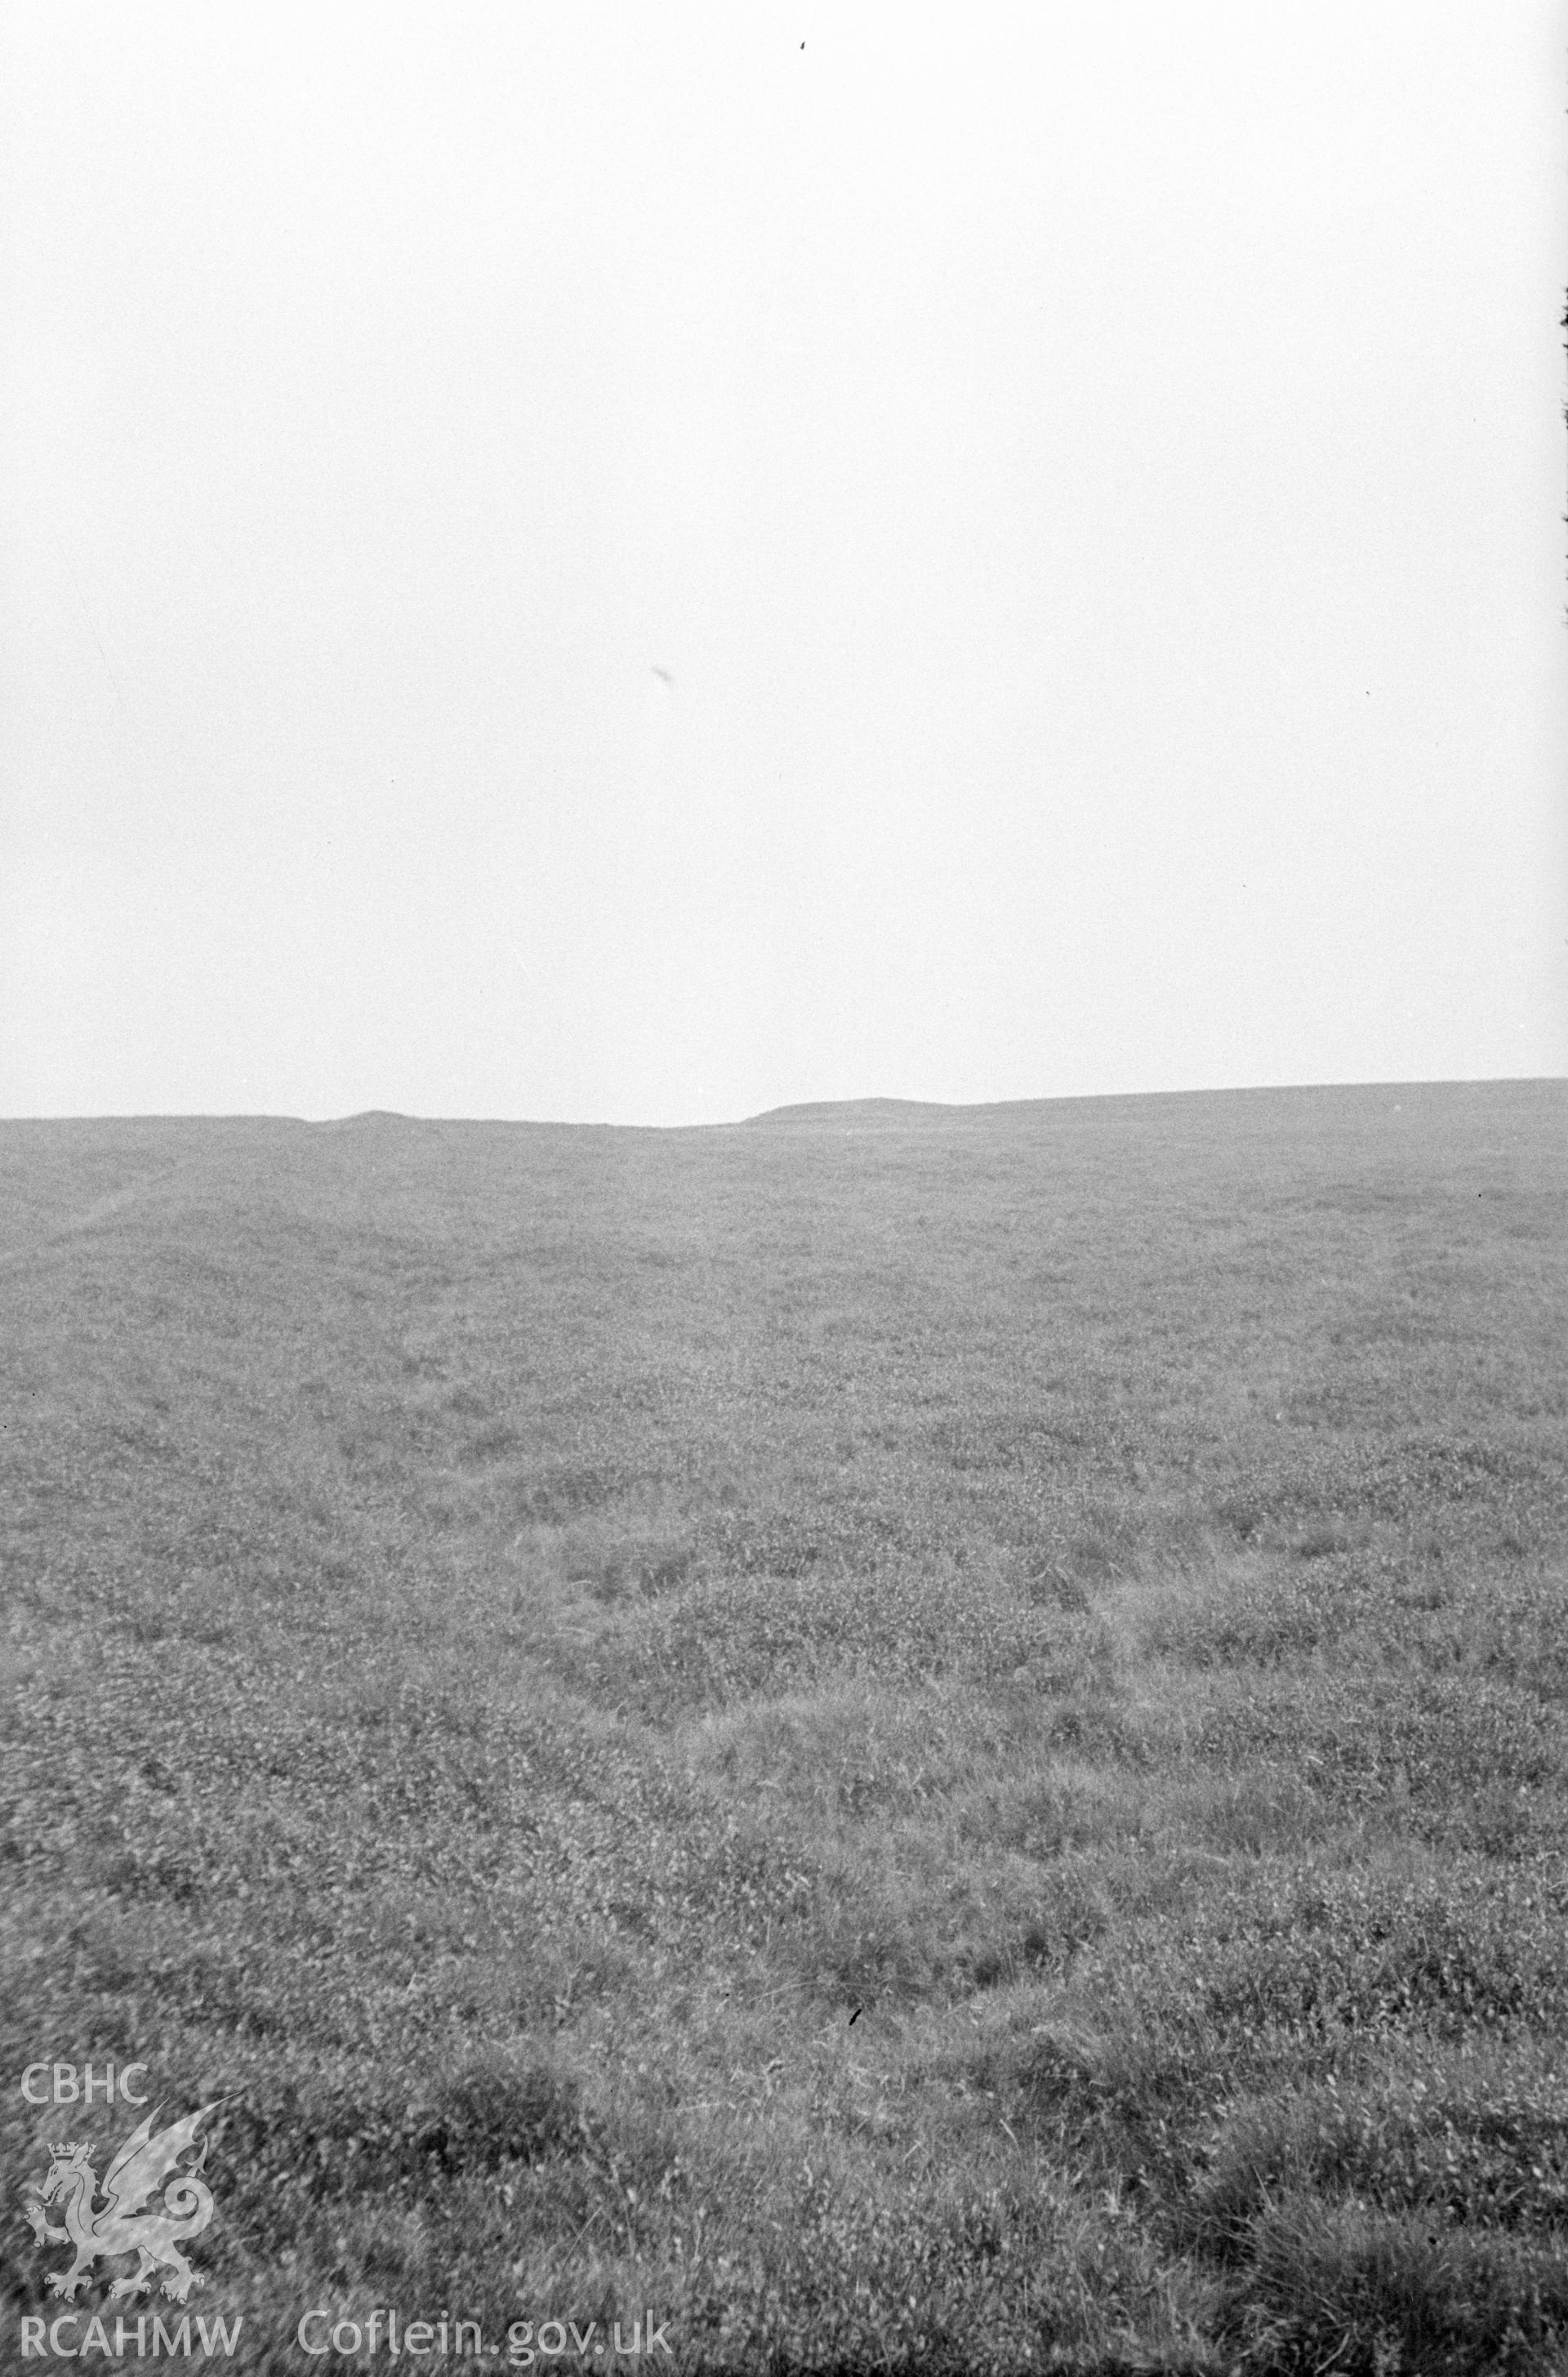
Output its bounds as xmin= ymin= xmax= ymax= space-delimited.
xmin=2 ymin=1085 xmax=1566 ymax=2371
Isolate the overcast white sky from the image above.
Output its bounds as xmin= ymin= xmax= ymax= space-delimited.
xmin=2 ymin=3 xmax=1564 ymax=1124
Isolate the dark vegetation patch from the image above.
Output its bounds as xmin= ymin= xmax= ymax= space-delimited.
xmin=513 ymin=1461 xmax=626 ymax=1521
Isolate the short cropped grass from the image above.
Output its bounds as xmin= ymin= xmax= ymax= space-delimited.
xmin=2 ymin=1081 xmax=1565 ymax=2371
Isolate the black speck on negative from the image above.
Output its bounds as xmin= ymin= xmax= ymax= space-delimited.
xmin=849 ymin=2006 xmax=862 ymax=2024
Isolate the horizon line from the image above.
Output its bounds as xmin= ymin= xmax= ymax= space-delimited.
xmin=1 ymin=1073 xmax=1563 ymax=1133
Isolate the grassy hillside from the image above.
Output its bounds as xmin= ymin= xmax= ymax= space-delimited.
xmin=3 ymin=1082 xmax=1566 ymax=2372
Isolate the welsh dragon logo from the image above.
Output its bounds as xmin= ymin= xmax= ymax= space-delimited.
xmin=24 ymin=2103 xmax=220 ymax=2304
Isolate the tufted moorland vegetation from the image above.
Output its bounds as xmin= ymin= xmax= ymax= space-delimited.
xmin=2 ymin=1080 xmax=1565 ymax=2371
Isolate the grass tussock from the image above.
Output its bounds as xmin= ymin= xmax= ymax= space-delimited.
xmin=2 ymin=1083 xmax=1566 ymax=2371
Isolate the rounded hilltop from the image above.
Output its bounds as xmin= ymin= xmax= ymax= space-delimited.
xmin=744 ymin=1095 xmax=986 ymax=1127
xmin=741 ymin=1094 xmax=1080 ymax=1129
xmin=316 ymin=1108 xmax=425 ymax=1132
